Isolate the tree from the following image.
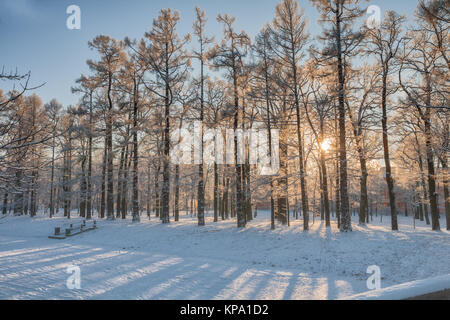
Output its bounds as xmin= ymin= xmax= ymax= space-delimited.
xmin=311 ymin=0 xmax=365 ymax=232
xmin=302 ymin=64 xmax=335 ymax=227
xmin=418 ymin=0 xmax=450 ymax=68
xmin=398 ymin=15 xmax=446 ymax=231
xmin=271 ymin=0 xmax=310 ymax=230
xmin=138 ymin=9 xmax=191 ymax=224
xmin=253 ymin=26 xmax=277 ymax=229
xmin=434 ymin=113 xmax=449 ymax=230
xmin=72 ymin=76 xmax=98 ymax=220
xmin=87 ymin=36 xmax=126 ymax=220
xmin=209 ymin=13 xmax=250 ymax=228
xmin=365 ymin=10 xmax=406 ymax=231
xmin=192 ymin=7 xmax=214 ymax=226
xmin=119 ymin=45 xmax=148 ymax=223
xmin=345 ymin=65 xmax=379 ymax=225
xmin=44 ymin=99 xmax=62 ymax=218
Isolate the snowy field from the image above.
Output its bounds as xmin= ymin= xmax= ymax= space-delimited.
xmin=0 ymin=210 xmax=449 ymax=300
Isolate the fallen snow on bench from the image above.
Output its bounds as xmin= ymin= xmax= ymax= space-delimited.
xmin=0 ymin=211 xmax=448 ymax=300
xmin=343 ymin=274 xmax=450 ymax=300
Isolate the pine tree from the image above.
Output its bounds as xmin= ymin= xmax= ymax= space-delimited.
xmin=137 ymin=9 xmax=190 ymax=224
xmin=209 ymin=13 xmax=250 ymax=228
xmin=271 ymin=0 xmax=310 ymax=230
xmin=87 ymin=36 xmax=126 ymax=221
xmin=311 ymin=0 xmax=365 ymax=232
xmin=192 ymin=7 xmax=214 ymax=226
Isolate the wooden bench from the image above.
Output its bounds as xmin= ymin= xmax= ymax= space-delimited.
xmin=49 ymin=220 xmax=97 ymax=239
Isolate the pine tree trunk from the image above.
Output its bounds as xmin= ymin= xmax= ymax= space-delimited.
xmin=243 ymin=156 xmax=252 ymax=223
xmin=100 ymin=138 xmax=107 ymax=219
xmin=356 ymin=141 xmax=369 ymax=226
xmin=2 ymin=192 xmax=7 ymax=215
xmin=224 ymin=176 xmax=230 ymax=220
xmin=418 ymin=151 xmax=431 ymax=225
xmin=175 ymin=164 xmax=180 ymax=222
xmin=197 ymin=53 xmax=206 ymax=227
xmin=424 ymin=111 xmax=440 ymax=230
xmin=197 ymin=153 xmax=205 ymax=226
xmin=262 ymin=45 xmax=276 ymax=230
xmin=80 ymin=157 xmax=87 ymax=219
xmin=117 ymin=146 xmax=125 ymax=218
xmin=106 ymin=72 xmax=115 ymax=221
xmin=278 ymin=130 xmax=288 ymax=225
xmin=23 ymin=189 xmax=29 ymax=216
xmin=214 ymin=163 xmax=219 ymax=222
xmin=233 ymin=70 xmax=245 ymax=228
xmin=381 ymin=72 xmax=398 ymax=230
xmin=131 ymin=87 xmax=140 ymax=222
xmin=319 ymin=119 xmax=331 ymax=227
xmin=49 ymin=134 xmax=56 ymax=218
xmin=30 ymin=170 xmax=38 ymax=217
xmin=441 ymin=157 xmax=450 ymax=230
xmin=121 ymin=148 xmax=130 ymax=220
xmin=154 ymin=165 xmax=160 ymax=218
xmin=359 ymin=158 xmax=369 ymax=226
xmin=294 ymin=83 xmax=309 ymax=230
xmin=335 ymin=5 xmax=351 ymax=232
xmin=334 ymin=108 xmax=341 ymax=228
xmin=320 ymin=154 xmax=331 ymax=227
xmin=87 ymin=94 xmax=93 ymax=220
xmin=146 ymin=163 xmax=151 ymax=219
xmin=67 ymin=137 xmax=72 ymax=219
xmin=161 ymin=60 xmax=171 ymax=224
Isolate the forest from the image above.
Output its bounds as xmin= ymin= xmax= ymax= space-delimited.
xmin=1 ymin=0 xmax=448 ymax=234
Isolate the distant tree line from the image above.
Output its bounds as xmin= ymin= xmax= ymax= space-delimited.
xmin=0 ymin=0 xmax=448 ymax=231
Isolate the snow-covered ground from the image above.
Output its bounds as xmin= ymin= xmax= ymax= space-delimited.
xmin=0 ymin=210 xmax=449 ymax=300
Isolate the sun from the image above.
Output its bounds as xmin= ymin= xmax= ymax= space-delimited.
xmin=320 ymin=139 xmax=331 ymax=152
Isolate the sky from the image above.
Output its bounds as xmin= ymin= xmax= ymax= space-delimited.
xmin=1 ymin=0 xmax=418 ymax=107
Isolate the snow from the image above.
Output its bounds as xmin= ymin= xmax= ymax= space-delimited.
xmin=0 ymin=210 xmax=449 ymax=300
xmin=342 ymin=274 xmax=450 ymax=300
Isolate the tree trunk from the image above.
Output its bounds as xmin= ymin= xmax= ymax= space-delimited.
xmin=293 ymin=79 xmax=309 ymax=230
xmin=441 ymin=157 xmax=450 ymax=230
xmin=336 ymin=10 xmax=351 ymax=232
xmin=87 ymin=94 xmax=93 ymax=220
xmin=154 ymin=166 xmax=160 ymax=218
xmin=381 ymin=72 xmax=398 ymax=231
xmin=197 ymin=51 xmax=206 ymax=227
xmin=146 ymin=162 xmax=151 ymax=219
xmin=334 ymin=108 xmax=341 ymax=228
xmin=359 ymin=155 xmax=369 ymax=226
xmin=161 ymin=52 xmax=171 ymax=224
xmin=80 ymin=157 xmax=87 ymax=218
xmin=100 ymin=137 xmax=107 ymax=219
xmin=175 ymin=164 xmax=180 ymax=222
xmin=214 ymin=162 xmax=219 ymax=222
xmin=424 ymin=110 xmax=440 ymax=230
xmin=319 ymin=120 xmax=331 ymax=227
xmin=106 ymin=72 xmax=115 ymax=221
xmin=49 ymin=134 xmax=56 ymax=218
xmin=233 ymin=66 xmax=245 ymax=228
xmin=2 ymin=192 xmax=7 ymax=215
xmin=418 ymin=150 xmax=431 ymax=225
xmin=121 ymin=146 xmax=130 ymax=220
xmin=117 ymin=145 xmax=125 ymax=218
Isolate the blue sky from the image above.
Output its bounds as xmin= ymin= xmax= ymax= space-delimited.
xmin=1 ymin=0 xmax=417 ymax=106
